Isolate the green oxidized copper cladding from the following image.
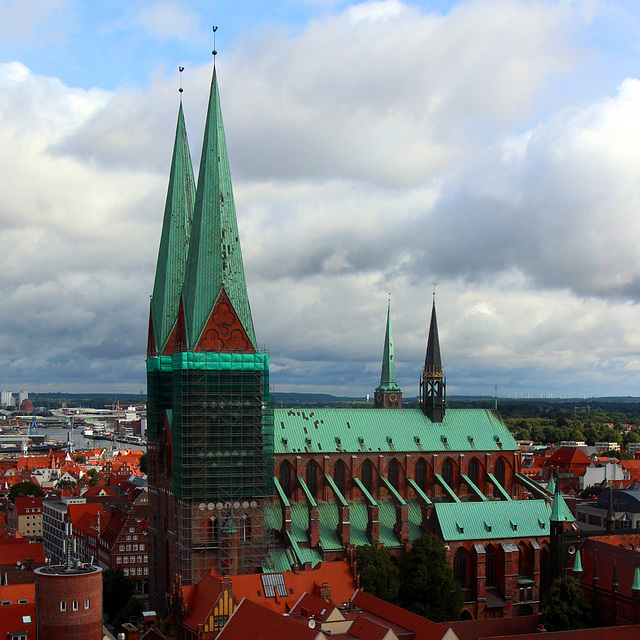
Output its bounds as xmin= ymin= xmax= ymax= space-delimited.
xmin=376 ymin=301 xmax=401 ymax=393
xmin=182 ymin=67 xmax=257 ymax=351
xmin=151 ymin=103 xmax=195 ymax=354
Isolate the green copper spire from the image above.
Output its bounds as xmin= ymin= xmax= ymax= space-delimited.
xmin=572 ymin=548 xmax=583 ymax=574
xmin=377 ymin=301 xmax=401 ymax=393
xmin=550 ymin=483 xmax=574 ymax=523
xmin=546 ymin=474 xmax=555 ymax=496
xmin=150 ymin=102 xmax=195 ymax=354
xmin=182 ymin=66 xmax=257 ymax=350
xmin=632 ymin=563 xmax=640 ymax=591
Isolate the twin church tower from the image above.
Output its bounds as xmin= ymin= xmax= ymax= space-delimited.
xmin=147 ymin=61 xmax=446 ymax=608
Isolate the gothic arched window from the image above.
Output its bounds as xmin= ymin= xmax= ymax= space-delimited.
xmin=306 ymin=461 xmax=319 ymax=498
xmin=442 ymin=458 xmax=454 ymax=488
xmin=468 ymin=458 xmax=480 ymax=487
xmin=415 ymin=459 xmax=427 ymax=491
xmin=333 ymin=459 xmax=346 ymax=495
xmin=388 ymin=459 xmax=400 ymax=490
xmin=279 ymin=462 xmax=292 ymax=499
xmin=361 ymin=459 xmax=373 ymax=493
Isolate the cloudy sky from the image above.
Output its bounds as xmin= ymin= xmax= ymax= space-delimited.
xmin=2 ymin=0 xmax=640 ymax=398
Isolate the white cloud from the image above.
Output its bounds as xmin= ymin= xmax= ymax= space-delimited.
xmin=134 ymin=2 xmax=200 ymax=41
xmin=2 ymin=0 xmax=640 ymax=397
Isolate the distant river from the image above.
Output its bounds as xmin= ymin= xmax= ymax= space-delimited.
xmin=35 ymin=426 xmax=146 ymax=453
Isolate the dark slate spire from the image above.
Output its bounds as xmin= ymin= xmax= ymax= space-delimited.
xmin=374 ymin=300 xmax=402 ymax=409
xmin=606 ymin=485 xmax=616 ymax=533
xmin=424 ymin=299 xmax=442 ymax=375
xmin=421 ymin=289 xmax=446 ymax=422
xmin=182 ymin=66 xmax=257 ymax=352
xmin=149 ymin=102 xmax=195 ymax=356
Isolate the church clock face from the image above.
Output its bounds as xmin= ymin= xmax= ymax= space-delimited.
xmin=389 ymin=393 xmax=398 ymax=402
xmin=375 ymin=393 xmax=383 ymax=403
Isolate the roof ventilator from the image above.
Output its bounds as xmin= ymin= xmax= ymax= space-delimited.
xmin=414 ymin=436 xmax=421 ymax=445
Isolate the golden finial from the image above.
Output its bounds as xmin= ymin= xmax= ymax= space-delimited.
xmin=432 ymin=282 xmax=437 ymax=301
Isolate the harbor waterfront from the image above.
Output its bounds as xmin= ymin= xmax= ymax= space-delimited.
xmin=6 ymin=425 xmax=146 ymax=454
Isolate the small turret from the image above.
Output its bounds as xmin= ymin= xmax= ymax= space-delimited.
xmin=420 ymin=289 xmax=446 ymax=422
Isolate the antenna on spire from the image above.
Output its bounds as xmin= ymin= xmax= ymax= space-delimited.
xmin=212 ymin=26 xmax=218 ymax=64
xmin=178 ymin=66 xmax=185 ymax=98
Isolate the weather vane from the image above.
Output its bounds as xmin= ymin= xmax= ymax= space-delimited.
xmin=212 ymin=26 xmax=218 ymax=61
xmin=178 ymin=66 xmax=184 ymax=96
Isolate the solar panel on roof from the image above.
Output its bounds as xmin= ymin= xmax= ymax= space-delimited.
xmin=261 ymin=573 xmax=287 ymax=598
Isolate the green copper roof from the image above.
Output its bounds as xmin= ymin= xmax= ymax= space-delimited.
xmin=376 ymin=302 xmax=401 ymax=393
xmin=433 ymin=499 xmax=562 ymax=541
xmin=151 ymin=102 xmax=195 ymax=353
xmin=182 ymin=66 xmax=257 ymax=350
xmin=264 ymin=497 xmax=551 ymax=562
xmin=273 ymin=408 xmax=519 ymax=455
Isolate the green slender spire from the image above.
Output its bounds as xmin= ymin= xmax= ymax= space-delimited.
xmin=572 ymin=548 xmax=583 ymax=574
xmin=632 ymin=563 xmax=640 ymax=591
xmin=550 ymin=483 xmax=575 ymax=523
xmin=547 ymin=474 xmax=555 ymax=495
xmin=377 ymin=301 xmax=401 ymax=393
xmin=150 ymin=102 xmax=195 ymax=354
xmin=182 ymin=66 xmax=257 ymax=350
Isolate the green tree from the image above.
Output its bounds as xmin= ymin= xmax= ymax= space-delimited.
xmin=8 ymin=481 xmax=44 ymax=502
xmin=540 ymin=576 xmax=594 ymax=631
xmin=139 ymin=452 xmax=148 ymax=474
xmin=87 ymin=469 xmax=100 ymax=487
xmin=399 ymin=535 xmax=463 ymax=622
xmin=74 ymin=455 xmax=87 ymax=464
xmin=355 ymin=544 xmax=400 ymax=603
xmin=103 ymin=568 xmax=134 ymax=623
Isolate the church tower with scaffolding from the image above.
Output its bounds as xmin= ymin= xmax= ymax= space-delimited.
xmin=147 ymin=60 xmax=273 ymax=610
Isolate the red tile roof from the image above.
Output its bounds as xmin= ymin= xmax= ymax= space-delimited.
xmin=289 ymin=592 xmax=336 ymax=622
xmin=490 ymin=624 xmax=640 ymax=640
xmin=448 ymin=614 xmax=540 ymax=640
xmin=351 ymin=590 xmax=450 ymax=640
xmin=0 ymin=538 xmax=46 ymax=565
xmin=217 ymin=598 xmax=320 ymax=640
xmin=546 ymin=447 xmax=591 ymax=466
xmin=348 ymin=616 xmax=391 ymax=640
xmin=0 ymin=601 xmax=36 ymax=636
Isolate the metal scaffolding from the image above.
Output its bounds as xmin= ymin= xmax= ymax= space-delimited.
xmin=148 ymin=353 xmax=274 ymax=605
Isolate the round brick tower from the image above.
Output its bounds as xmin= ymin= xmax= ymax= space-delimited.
xmin=34 ymin=563 xmax=103 ymax=640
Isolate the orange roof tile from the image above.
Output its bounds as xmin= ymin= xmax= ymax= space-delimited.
xmin=217 ymin=598 xmax=320 ymax=640
xmin=351 ymin=590 xmax=450 ymax=640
